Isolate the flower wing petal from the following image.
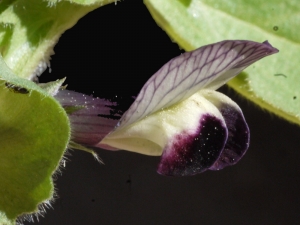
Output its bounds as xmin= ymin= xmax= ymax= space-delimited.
xmin=101 ymin=92 xmax=228 ymax=158
xmin=200 ymin=90 xmax=250 ymax=170
xmin=117 ymin=40 xmax=278 ymax=130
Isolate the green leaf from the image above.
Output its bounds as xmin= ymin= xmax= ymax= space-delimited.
xmin=0 ymin=56 xmax=70 ymax=222
xmin=0 ymin=0 xmax=115 ymax=79
xmin=144 ymin=0 xmax=300 ymax=125
xmin=0 ymin=0 xmax=118 ymax=221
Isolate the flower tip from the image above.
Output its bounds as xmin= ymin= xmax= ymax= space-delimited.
xmin=262 ymin=40 xmax=279 ymax=53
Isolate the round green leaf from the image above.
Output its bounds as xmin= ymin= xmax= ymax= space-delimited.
xmin=0 ymin=57 xmax=70 ymax=222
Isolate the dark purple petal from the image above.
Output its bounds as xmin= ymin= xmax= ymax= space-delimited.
xmin=157 ymin=114 xmax=227 ymax=176
xmin=209 ymin=103 xmax=250 ymax=171
xmin=118 ymin=40 xmax=278 ymax=130
xmin=200 ymin=90 xmax=250 ymax=171
xmin=55 ymin=90 xmax=120 ymax=146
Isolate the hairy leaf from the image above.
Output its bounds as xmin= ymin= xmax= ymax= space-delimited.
xmin=0 ymin=56 xmax=70 ymax=222
xmin=0 ymin=0 xmax=118 ymax=222
xmin=0 ymin=0 xmax=116 ymax=79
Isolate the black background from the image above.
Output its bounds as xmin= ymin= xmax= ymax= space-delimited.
xmin=26 ymin=1 xmax=300 ymax=224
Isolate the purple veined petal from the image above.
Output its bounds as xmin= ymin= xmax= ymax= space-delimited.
xmin=199 ymin=90 xmax=250 ymax=171
xmin=117 ymin=40 xmax=278 ymax=130
xmin=55 ymin=90 xmax=120 ymax=146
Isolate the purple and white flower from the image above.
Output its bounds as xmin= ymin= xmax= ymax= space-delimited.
xmin=56 ymin=40 xmax=278 ymax=176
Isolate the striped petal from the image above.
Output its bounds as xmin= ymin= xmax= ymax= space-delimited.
xmin=116 ymin=40 xmax=278 ymax=130
xmin=55 ymin=90 xmax=120 ymax=146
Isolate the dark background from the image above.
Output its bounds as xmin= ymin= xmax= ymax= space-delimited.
xmin=27 ymin=1 xmax=300 ymax=224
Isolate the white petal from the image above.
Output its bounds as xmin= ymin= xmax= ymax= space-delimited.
xmin=101 ymin=91 xmax=227 ymax=156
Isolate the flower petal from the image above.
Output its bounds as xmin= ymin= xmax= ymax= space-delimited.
xmin=200 ymin=90 xmax=250 ymax=170
xmin=117 ymin=40 xmax=278 ymax=130
xmin=55 ymin=90 xmax=120 ymax=146
xmin=101 ymin=92 xmax=228 ymax=168
xmin=157 ymin=113 xmax=227 ymax=176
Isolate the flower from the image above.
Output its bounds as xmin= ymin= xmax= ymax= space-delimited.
xmin=56 ymin=40 xmax=278 ymax=176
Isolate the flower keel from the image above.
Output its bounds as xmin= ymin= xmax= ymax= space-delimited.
xmin=157 ymin=89 xmax=250 ymax=176
xmin=157 ymin=113 xmax=227 ymax=176
xmin=202 ymin=90 xmax=250 ymax=170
